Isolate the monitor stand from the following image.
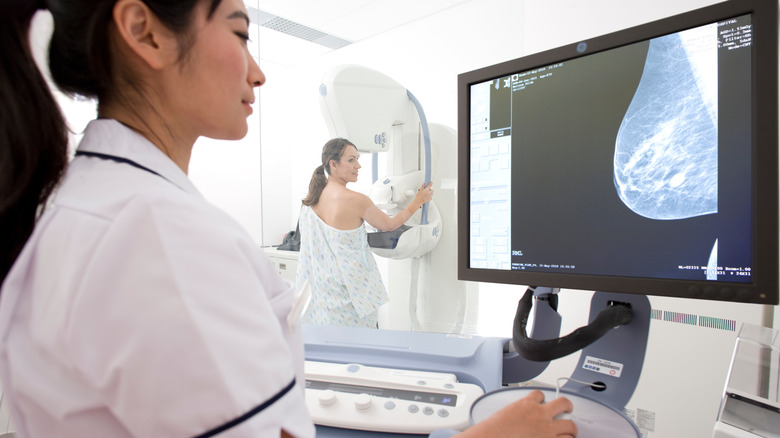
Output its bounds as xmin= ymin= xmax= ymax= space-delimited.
xmin=562 ymin=291 xmax=651 ymax=410
xmin=507 ymin=288 xmax=651 ymax=411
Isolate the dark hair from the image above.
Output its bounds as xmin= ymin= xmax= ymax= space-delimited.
xmin=0 ymin=0 xmax=222 ymax=285
xmin=48 ymin=0 xmax=222 ymax=103
xmin=302 ymin=138 xmax=354 ymax=206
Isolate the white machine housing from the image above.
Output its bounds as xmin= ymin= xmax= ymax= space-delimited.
xmin=320 ymin=65 xmax=412 ymax=154
xmin=368 ymin=170 xmax=442 ymax=259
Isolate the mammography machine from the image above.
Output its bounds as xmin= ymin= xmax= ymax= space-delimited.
xmin=319 ymin=65 xmax=441 ymax=261
xmin=318 ymin=64 xmax=476 ymax=333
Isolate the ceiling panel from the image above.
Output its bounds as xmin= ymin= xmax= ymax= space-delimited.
xmin=250 ymin=0 xmax=471 ymax=52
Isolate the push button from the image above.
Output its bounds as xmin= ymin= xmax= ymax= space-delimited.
xmin=354 ymin=393 xmax=372 ymax=411
xmin=318 ymin=390 xmax=337 ymax=406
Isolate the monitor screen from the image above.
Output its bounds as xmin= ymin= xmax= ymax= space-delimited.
xmin=457 ymin=0 xmax=778 ymax=305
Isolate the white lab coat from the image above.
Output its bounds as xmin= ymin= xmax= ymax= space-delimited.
xmin=0 ymin=119 xmax=315 ymax=438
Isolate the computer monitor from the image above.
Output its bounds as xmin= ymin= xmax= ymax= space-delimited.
xmin=457 ymin=0 xmax=778 ymax=305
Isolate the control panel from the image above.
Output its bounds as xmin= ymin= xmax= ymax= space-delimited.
xmin=305 ymin=361 xmax=484 ymax=434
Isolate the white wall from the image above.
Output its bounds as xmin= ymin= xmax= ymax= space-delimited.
xmin=189 ymin=0 xmax=263 ymax=243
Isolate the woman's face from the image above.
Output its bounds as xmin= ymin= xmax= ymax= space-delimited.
xmin=164 ymin=0 xmax=265 ymax=141
xmin=331 ymin=145 xmax=361 ymax=183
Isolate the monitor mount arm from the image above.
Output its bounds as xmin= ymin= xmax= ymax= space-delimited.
xmin=504 ymin=286 xmax=651 ymax=410
xmin=512 ymin=286 xmax=633 ymax=362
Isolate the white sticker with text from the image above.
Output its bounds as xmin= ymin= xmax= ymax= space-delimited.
xmin=582 ymin=356 xmax=624 ymax=378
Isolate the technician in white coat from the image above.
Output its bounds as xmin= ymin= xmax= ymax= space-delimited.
xmin=0 ymin=1 xmax=576 ymax=437
xmin=0 ymin=0 xmax=312 ymax=437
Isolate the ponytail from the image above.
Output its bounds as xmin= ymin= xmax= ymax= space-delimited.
xmin=302 ymin=165 xmax=327 ymax=206
xmin=301 ymin=138 xmax=355 ymax=206
xmin=0 ymin=3 xmax=68 ymax=284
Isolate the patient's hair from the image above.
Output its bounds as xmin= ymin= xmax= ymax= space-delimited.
xmin=0 ymin=0 xmax=222 ymax=285
xmin=302 ymin=138 xmax=355 ymax=206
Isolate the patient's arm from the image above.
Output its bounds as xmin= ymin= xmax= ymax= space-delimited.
xmin=363 ymin=182 xmax=433 ymax=231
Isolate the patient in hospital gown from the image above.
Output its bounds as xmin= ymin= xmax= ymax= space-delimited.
xmin=296 ymin=205 xmax=387 ymax=327
xmin=295 ymin=138 xmax=433 ymax=328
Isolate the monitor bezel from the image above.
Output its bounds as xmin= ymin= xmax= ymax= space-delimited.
xmin=457 ymin=0 xmax=779 ymax=305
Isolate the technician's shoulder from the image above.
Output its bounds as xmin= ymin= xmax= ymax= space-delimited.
xmin=126 ymin=187 xmax=238 ymax=230
xmin=108 ymin=186 xmax=272 ymax=277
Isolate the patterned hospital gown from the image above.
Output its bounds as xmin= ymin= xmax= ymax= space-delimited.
xmin=296 ymin=205 xmax=389 ymax=328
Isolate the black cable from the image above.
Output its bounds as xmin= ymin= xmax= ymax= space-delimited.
xmin=512 ymin=287 xmax=633 ymax=362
